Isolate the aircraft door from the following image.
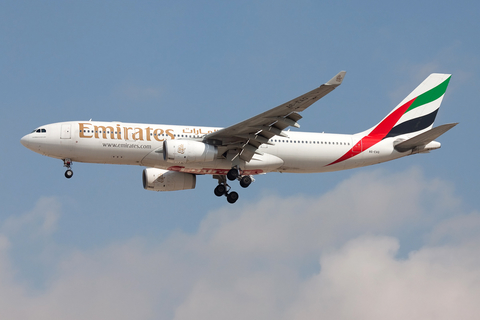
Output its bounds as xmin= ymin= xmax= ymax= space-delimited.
xmin=60 ymin=124 xmax=71 ymax=139
xmin=352 ymin=138 xmax=362 ymax=154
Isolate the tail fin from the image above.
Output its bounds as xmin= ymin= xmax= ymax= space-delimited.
xmin=361 ymin=73 xmax=451 ymax=138
xmin=327 ymin=74 xmax=452 ymax=166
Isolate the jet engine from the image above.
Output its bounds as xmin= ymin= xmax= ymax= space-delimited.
xmin=163 ymin=140 xmax=217 ymax=164
xmin=142 ymin=168 xmax=196 ymax=191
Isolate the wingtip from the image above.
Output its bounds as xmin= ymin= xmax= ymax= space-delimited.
xmin=326 ymin=71 xmax=346 ymax=86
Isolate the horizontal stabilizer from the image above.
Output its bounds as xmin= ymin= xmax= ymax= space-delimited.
xmin=394 ymin=123 xmax=458 ymax=153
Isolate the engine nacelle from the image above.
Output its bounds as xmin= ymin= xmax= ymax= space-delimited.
xmin=163 ymin=140 xmax=217 ymax=164
xmin=142 ymin=168 xmax=196 ymax=191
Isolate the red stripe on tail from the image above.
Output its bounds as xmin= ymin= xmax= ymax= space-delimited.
xmin=327 ymin=97 xmax=416 ymax=166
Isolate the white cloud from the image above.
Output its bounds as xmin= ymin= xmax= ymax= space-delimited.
xmin=196 ymin=167 xmax=459 ymax=260
xmin=0 ymin=168 xmax=478 ymax=320
xmin=2 ymin=197 xmax=61 ymax=238
xmin=288 ymin=235 xmax=480 ymax=320
xmin=427 ymin=211 xmax=480 ymax=246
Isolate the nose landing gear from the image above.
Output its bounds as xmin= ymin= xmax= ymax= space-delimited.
xmin=63 ymin=159 xmax=73 ymax=179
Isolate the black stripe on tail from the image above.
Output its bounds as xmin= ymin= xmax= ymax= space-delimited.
xmin=385 ymin=109 xmax=438 ymax=138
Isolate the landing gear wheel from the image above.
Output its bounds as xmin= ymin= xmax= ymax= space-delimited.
xmin=214 ymin=184 xmax=227 ymax=197
xmin=226 ymin=191 xmax=239 ymax=204
xmin=63 ymin=159 xmax=73 ymax=179
xmin=240 ymin=176 xmax=252 ymax=188
xmin=65 ymin=169 xmax=73 ymax=179
xmin=227 ymin=168 xmax=239 ymax=181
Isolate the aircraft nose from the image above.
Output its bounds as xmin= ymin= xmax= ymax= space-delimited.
xmin=20 ymin=134 xmax=31 ymax=148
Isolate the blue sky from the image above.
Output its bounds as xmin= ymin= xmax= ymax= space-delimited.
xmin=1 ymin=1 xmax=480 ymax=319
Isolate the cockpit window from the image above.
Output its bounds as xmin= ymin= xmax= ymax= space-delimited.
xmin=32 ymin=128 xmax=47 ymax=133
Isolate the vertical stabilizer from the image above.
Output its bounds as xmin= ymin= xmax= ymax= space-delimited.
xmin=328 ymin=74 xmax=451 ymax=166
xmin=365 ymin=73 xmax=451 ymax=138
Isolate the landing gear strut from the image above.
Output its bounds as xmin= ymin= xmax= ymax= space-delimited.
xmin=63 ymin=158 xmax=73 ymax=179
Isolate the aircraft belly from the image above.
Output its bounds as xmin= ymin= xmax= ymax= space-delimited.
xmin=142 ymin=149 xmax=284 ymax=175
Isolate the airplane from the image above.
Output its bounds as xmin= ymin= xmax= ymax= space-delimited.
xmin=20 ymin=71 xmax=457 ymax=204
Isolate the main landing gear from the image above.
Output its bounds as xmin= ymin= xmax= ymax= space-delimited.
xmin=63 ymin=158 xmax=73 ymax=179
xmin=214 ymin=168 xmax=254 ymax=204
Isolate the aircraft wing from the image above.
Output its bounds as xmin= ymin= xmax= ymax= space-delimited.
xmin=394 ymin=123 xmax=458 ymax=153
xmin=204 ymin=71 xmax=346 ymax=161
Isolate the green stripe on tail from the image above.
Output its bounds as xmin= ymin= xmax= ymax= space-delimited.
xmin=406 ymin=76 xmax=451 ymax=113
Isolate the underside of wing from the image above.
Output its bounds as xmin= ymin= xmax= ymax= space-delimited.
xmin=203 ymin=71 xmax=346 ymax=161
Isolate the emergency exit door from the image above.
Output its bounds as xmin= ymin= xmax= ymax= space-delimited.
xmin=60 ymin=124 xmax=71 ymax=139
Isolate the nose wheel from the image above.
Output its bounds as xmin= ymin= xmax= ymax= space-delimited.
xmin=65 ymin=169 xmax=73 ymax=179
xmin=63 ymin=159 xmax=73 ymax=179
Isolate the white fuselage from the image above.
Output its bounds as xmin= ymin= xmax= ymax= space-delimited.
xmin=21 ymin=121 xmax=410 ymax=175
